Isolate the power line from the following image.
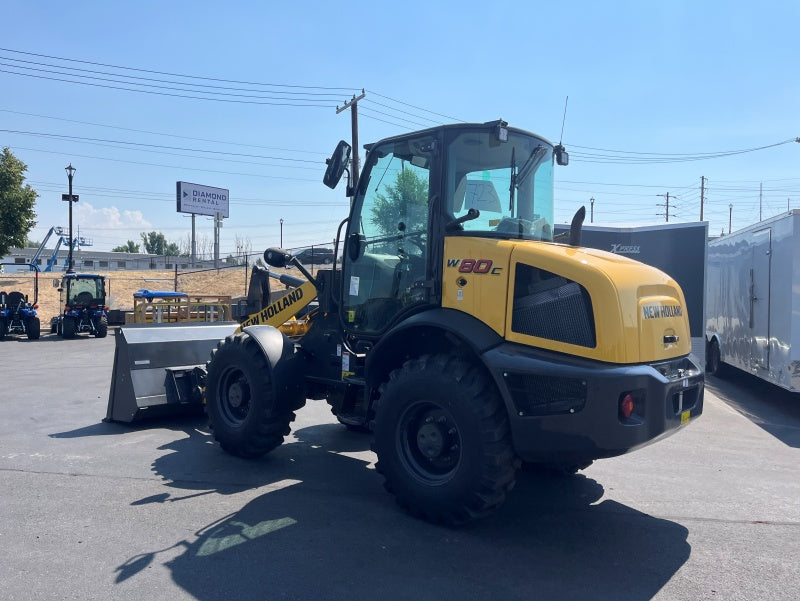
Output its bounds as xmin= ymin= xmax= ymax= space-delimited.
xmin=0 ymin=129 xmax=323 ymax=164
xmin=9 ymin=145 xmax=322 ymax=181
xmin=0 ymin=108 xmax=330 ymax=156
xmin=0 ymin=46 xmax=357 ymax=91
xmin=0 ymin=67 xmax=337 ymax=107
xmin=0 ymin=56 xmax=348 ymax=99
xmin=365 ymin=89 xmax=466 ymax=122
xmin=567 ymin=139 xmax=797 ymax=164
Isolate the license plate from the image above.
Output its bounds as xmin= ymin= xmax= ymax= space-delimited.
xmin=680 ymin=410 xmax=691 ymax=425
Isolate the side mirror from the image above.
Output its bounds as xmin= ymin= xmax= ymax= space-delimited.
xmin=53 ymin=279 xmax=60 ymax=288
xmin=263 ymin=247 xmax=290 ymax=268
xmin=555 ymin=144 xmax=569 ymax=166
xmin=323 ymin=140 xmax=352 ymax=190
xmin=347 ymin=233 xmax=365 ymax=261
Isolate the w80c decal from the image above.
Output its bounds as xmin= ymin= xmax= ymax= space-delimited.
xmin=446 ymin=258 xmax=503 ymax=275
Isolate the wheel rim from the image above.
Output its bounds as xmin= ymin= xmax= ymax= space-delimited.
xmin=217 ymin=366 xmax=251 ymax=427
xmin=397 ymin=400 xmax=461 ymax=484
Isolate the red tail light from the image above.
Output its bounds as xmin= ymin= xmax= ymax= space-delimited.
xmin=620 ymin=393 xmax=635 ymax=419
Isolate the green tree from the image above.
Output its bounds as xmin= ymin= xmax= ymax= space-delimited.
xmin=0 ymin=148 xmax=38 ymax=257
xmin=111 ymin=240 xmax=141 ymax=253
xmin=370 ymin=169 xmax=428 ymax=237
xmin=140 ymin=231 xmax=180 ymax=256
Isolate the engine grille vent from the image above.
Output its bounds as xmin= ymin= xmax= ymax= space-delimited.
xmin=512 ymin=264 xmax=596 ymax=348
xmin=505 ymin=373 xmax=587 ymax=416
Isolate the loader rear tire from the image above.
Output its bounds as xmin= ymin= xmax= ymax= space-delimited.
xmin=372 ymin=354 xmax=517 ymax=525
xmin=0 ymin=317 xmax=6 ymax=340
xmin=206 ymin=332 xmax=298 ymax=459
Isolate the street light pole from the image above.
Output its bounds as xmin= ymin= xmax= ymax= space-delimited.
xmin=64 ymin=164 xmax=77 ymax=273
xmin=280 ymin=218 xmax=284 ymax=248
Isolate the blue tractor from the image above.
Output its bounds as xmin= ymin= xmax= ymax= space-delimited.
xmin=52 ymin=273 xmax=108 ymax=338
xmin=0 ymin=265 xmax=41 ymax=340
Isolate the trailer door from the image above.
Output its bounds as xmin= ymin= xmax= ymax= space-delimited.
xmin=750 ymin=227 xmax=771 ymax=371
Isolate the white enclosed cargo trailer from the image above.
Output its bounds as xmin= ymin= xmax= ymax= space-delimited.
xmin=706 ymin=210 xmax=800 ymax=392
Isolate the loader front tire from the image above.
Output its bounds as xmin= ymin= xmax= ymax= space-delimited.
xmin=372 ymin=354 xmax=517 ymax=525
xmin=206 ymin=332 xmax=297 ymax=459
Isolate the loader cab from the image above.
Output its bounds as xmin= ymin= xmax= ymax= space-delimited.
xmin=339 ymin=121 xmax=558 ymax=340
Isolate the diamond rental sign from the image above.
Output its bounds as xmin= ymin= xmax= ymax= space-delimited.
xmin=176 ymin=181 xmax=230 ymax=218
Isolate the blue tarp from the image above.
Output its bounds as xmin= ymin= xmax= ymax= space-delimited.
xmin=133 ymin=289 xmax=188 ymax=299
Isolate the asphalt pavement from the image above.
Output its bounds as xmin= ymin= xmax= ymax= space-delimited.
xmin=1 ymin=329 xmax=798 ymax=601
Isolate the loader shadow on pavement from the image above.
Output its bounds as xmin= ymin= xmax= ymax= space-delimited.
xmin=49 ymin=415 xmax=205 ymax=440
xmin=118 ymin=423 xmax=691 ymax=601
xmin=706 ymin=368 xmax=800 ymax=448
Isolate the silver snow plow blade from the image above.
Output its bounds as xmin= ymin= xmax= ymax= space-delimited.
xmin=105 ymin=322 xmax=240 ymax=423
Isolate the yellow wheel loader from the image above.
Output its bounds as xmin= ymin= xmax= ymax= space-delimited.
xmin=108 ymin=120 xmax=703 ymax=525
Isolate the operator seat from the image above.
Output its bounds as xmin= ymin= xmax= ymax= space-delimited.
xmin=6 ymin=291 xmax=25 ymax=314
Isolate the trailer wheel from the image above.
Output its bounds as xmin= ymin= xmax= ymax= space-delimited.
xmin=26 ymin=317 xmax=40 ymax=340
xmin=706 ymin=338 xmax=721 ymax=375
xmin=93 ymin=316 xmax=108 ymax=338
xmin=372 ymin=354 xmax=516 ymax=525
xmin=61 ymin=317 xmax=77 ymax=338
xmin=206 ymin=332 xmax=297 ymax=459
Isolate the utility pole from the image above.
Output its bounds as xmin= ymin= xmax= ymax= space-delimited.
xmin=590 ymin=197 xmax=595 ymax=223
xmin=336 ymin=89 xmax=365 ymax=192
xmin=729 ymin=203 xmax=733 ymax=234
xmin=759 ymin=182 xmax=763 ymax=221
xmin=700 ymin=176 xmax=706 ymax=221
xmin=657 ymin=192 xmax=674 ymax=222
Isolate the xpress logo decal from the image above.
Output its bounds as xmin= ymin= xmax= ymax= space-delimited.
xmin=610 ymin=243 xmax=641 ymax=254
xmin=446 ymin=258 xmax=503 ymax=275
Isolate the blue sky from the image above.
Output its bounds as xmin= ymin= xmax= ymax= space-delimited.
xmin=2 ymin=1 xmax=798 ymax=255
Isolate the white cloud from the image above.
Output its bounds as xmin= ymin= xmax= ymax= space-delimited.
xmin=73 ymin=202 xmax=151 ymax=230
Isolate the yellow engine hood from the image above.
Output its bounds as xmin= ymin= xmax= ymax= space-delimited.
xmin=441 ymin=237 xmax=691 ymax=364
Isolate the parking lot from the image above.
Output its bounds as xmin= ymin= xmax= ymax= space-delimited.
xmin=1 ymin=329 xmax=798 ymax=601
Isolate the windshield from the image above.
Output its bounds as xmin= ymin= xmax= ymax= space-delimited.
xmin=68 ymin=277 xmax=104 ymax=305
xmin=445 ymin=130 xmax=555 ymax=241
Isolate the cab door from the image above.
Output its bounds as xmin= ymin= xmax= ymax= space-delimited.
xmin=340 ymin=134 xmax=436 ymax=337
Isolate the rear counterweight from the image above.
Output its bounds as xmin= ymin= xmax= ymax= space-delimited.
xmin=482 ymin=342 xmax=704 ymax=464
